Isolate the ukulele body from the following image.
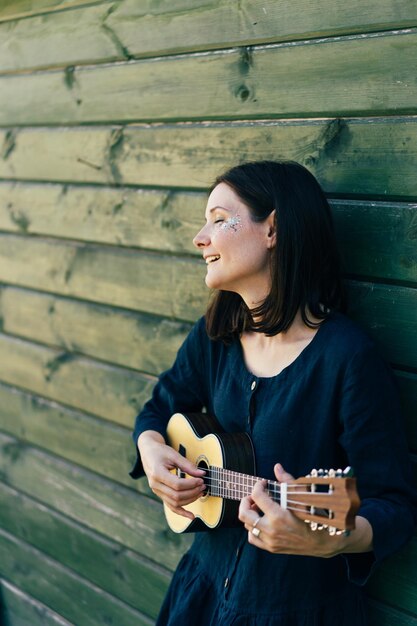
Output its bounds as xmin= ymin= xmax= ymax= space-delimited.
xmin=165 ymin=412 xmax=255 ymax=533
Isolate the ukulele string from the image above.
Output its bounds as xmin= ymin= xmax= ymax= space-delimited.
xmin=202 ymin=476 xmax=322 ymax=495
xmin=200 ymin=481 xmax=323 ymax=511
xmin=201 ymin=468 xmax=326 ymax=491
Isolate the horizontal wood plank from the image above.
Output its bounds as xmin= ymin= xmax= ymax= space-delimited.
xmin=0 ymin=235 xmax=415 ymax=358
xmin=0 ymin=234 xmax=208 ymax=320
xmin=0 ymin=1 xmax=107 ymax=22
xmin=0 ymin=30 xmax=416 ymax=124
xmin=0 ymin=482 xmax=170 ymax=617
xmin=1 ymin=579 xmax=73 ymax=626
xmin=0 ymin=333 xmax=155 ymax=427
xmin=347 ymin=282 xmax=417 ymax=370
xmin=0 ymin=382 xmax=137 ymax=487
xmin=1 ymin=0 xmax=417 ymax=72
xmin=0 ymin=182 xmax=204 ymax=255
xmin=0 ymin=281 xmax=417 ymax=375
xmin=0 ymin=528 xmax=154 ymax=626
xmin=1 ymin=118 xmax=417 ymax=199
xmin=0 ymin=286 xmax=190 ymax=375
xmin=0 ymin=183 xmax=416 ymax=282
xmin=332 ymin=200 xmax=417 ymax=283
xmin=0 ymin=431 xmax=191 ymax=569
xmin=0 ymin=4 xmax=119 ymax=74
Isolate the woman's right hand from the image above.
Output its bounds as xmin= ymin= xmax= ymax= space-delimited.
xmin=138 ymin=430 xmax=206 ymax=520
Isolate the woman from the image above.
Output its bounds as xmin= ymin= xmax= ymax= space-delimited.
xmin=130 ymin=161 xmax=416 ymax=625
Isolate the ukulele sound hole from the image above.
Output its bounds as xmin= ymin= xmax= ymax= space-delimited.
xmin=197 ymin=457 xmax=210 ymax=496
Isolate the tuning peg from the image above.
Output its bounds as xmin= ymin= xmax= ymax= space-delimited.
xmin=311 ymin=469 xmax=318 ymax=477
xmin=310 ymin=522 xmax=318 ymax=531
xmin=328 ymin=469 xmax=336 ymax=477
xmin=318 ymin=468 xmax=324 ymax=476
xmin=328 ymin=526 xmax=337 ymax=536
xmin=343 ymin=466 xmax=354 ymax=477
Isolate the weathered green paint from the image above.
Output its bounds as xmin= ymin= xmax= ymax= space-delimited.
xmin=0 ymin=382 xmax=137 ymax=486
xmin=0 ymin=333 xmax=155 ymax=427
xmin=1 ymin=579 xmax=72 ymax=626
xmin=0 ymin=182 xmax=205 ymax=256
xmin=0 ymin=1 xmax=415 ymax=623
xmin=0 ymin=0 xmax=107 ymax=22
xmin=0 ymin=430 xmax=191 ymax=570
xmin=0 ymin=482 xmax=170 ymax=617
xmin=0 ymin=528 xmax=154 ymax=626
xmin=1 ymin=0 xmax=417 ymax=72
xmin=2 ymin=278 xmax=417 ymax=375
xmin=1 ymin=118 xmax=417 ymax=199
xmin=0 ymin=234 xmax=208 ymax=320
xmin=0 ymin=286 xmax=190 ymax=375
xmin=347 ymin=282 xmax=417 ymax=369
xmin=0 ymin=183 xmax=416 ymax=282
xmin=0 ymin=30 xmax=416 ymax=124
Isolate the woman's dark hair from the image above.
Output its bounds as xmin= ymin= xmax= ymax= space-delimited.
xmin=205 ymin=160 xmax=347 ymax=342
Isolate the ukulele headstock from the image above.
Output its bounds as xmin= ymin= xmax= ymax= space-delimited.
xmin=291 ymin=466 xmax=360 ymax=535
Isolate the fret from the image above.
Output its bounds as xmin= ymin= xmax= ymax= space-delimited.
xmin=207 ymin=465 xmax=281 ymax=501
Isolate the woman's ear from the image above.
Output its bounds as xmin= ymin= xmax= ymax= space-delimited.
xmin=266 ymin=210 xmax=276 ymax=249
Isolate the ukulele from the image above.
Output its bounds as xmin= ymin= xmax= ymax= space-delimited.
xmin=164 ymin=412 xmax=360 ymax=534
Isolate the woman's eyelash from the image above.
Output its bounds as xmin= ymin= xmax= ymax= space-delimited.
xmin=214 ymin=219 xmax=224 ymax=224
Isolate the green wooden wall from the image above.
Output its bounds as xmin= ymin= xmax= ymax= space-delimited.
xmin=0 ymin=1 xmax=416 ymax=624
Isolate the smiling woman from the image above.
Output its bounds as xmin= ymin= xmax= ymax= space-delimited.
xmin=193 ymin=181 xmax=275 ymax=300
xmin=130 ymin=160 xmax=417 ymax=626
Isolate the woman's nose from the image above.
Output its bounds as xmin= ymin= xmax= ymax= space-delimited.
xmin=193 ymin=225 xmax=210 ymax=249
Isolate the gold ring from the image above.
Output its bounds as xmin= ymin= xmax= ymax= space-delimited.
xmin=252 ymin=527 xmax=261 ymax=538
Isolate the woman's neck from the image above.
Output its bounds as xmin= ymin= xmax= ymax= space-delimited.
xmin=239 ymin=310 xmax=322 ymax=377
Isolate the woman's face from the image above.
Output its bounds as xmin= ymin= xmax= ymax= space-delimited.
xmin=193 ymin=183 xmax=275 ymax=303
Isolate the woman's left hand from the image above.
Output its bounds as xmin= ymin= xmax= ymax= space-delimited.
xmin=238 ymin=463 xmax=343 ymax=558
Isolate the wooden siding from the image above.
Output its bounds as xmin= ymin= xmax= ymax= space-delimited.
xmin=0 ymin=1 xmax=416 ymax=624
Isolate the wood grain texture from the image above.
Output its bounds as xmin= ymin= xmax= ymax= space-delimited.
xmin=0 ymin=579 xmax=72 ymax=626
xmin=0 ymin=381 xmax=136 ymax=487
xmin=0 ymin=286 xmax=190 ymax=375
xmin=1 ymin=118 xmax=417 ymax=199
xmin=0 ymin=182 xmax=415 ymax=282
xmin=0 ymin=30 xmax=416 ymax=124
xmin=0 ymin=482 xmax=170 ymax=618
xmin=0 ymin=430 xmax=191 ymax=570
xmin=0 ymin=333 xmax=155 ymax=426
xmin=347 ymin=282 xmax=417 ymax=369
xmin=0 ymin=528 xmax=154 ymax=626
xmin=0 ymin=234 xmax=208 ymax=320
xmin=332 ymin=200 xmax=417 ymax=283
xmin=0 ymin=182 xmax=204 ymax=255
xmin=0 ymin=0 xmax=107 ymax=22
xmin=1 ymin=0 xmax=417 ymax=72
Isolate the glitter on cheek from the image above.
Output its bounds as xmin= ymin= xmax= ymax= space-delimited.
xmin=220 ymin=215 xmax=241 ymax=232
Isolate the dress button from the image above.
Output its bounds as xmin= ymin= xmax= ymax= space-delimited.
xmin=251 ymin=380 xmax=256 ymax=391
xmin=224 ymin=577 xmax=229 ymax=588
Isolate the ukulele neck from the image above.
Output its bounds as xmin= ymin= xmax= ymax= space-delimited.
xmin=207 ymin=466 xmax=281 ymax=504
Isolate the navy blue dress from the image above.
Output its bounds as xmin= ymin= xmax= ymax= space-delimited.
xmin=130 ymin=312 xmax=417 ymax=625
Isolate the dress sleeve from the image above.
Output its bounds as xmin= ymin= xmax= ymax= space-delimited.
xmin=338 ymin=343 xmax=417 ymax=585
xmin=129 ymin=317 xmax=208 ymax=479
